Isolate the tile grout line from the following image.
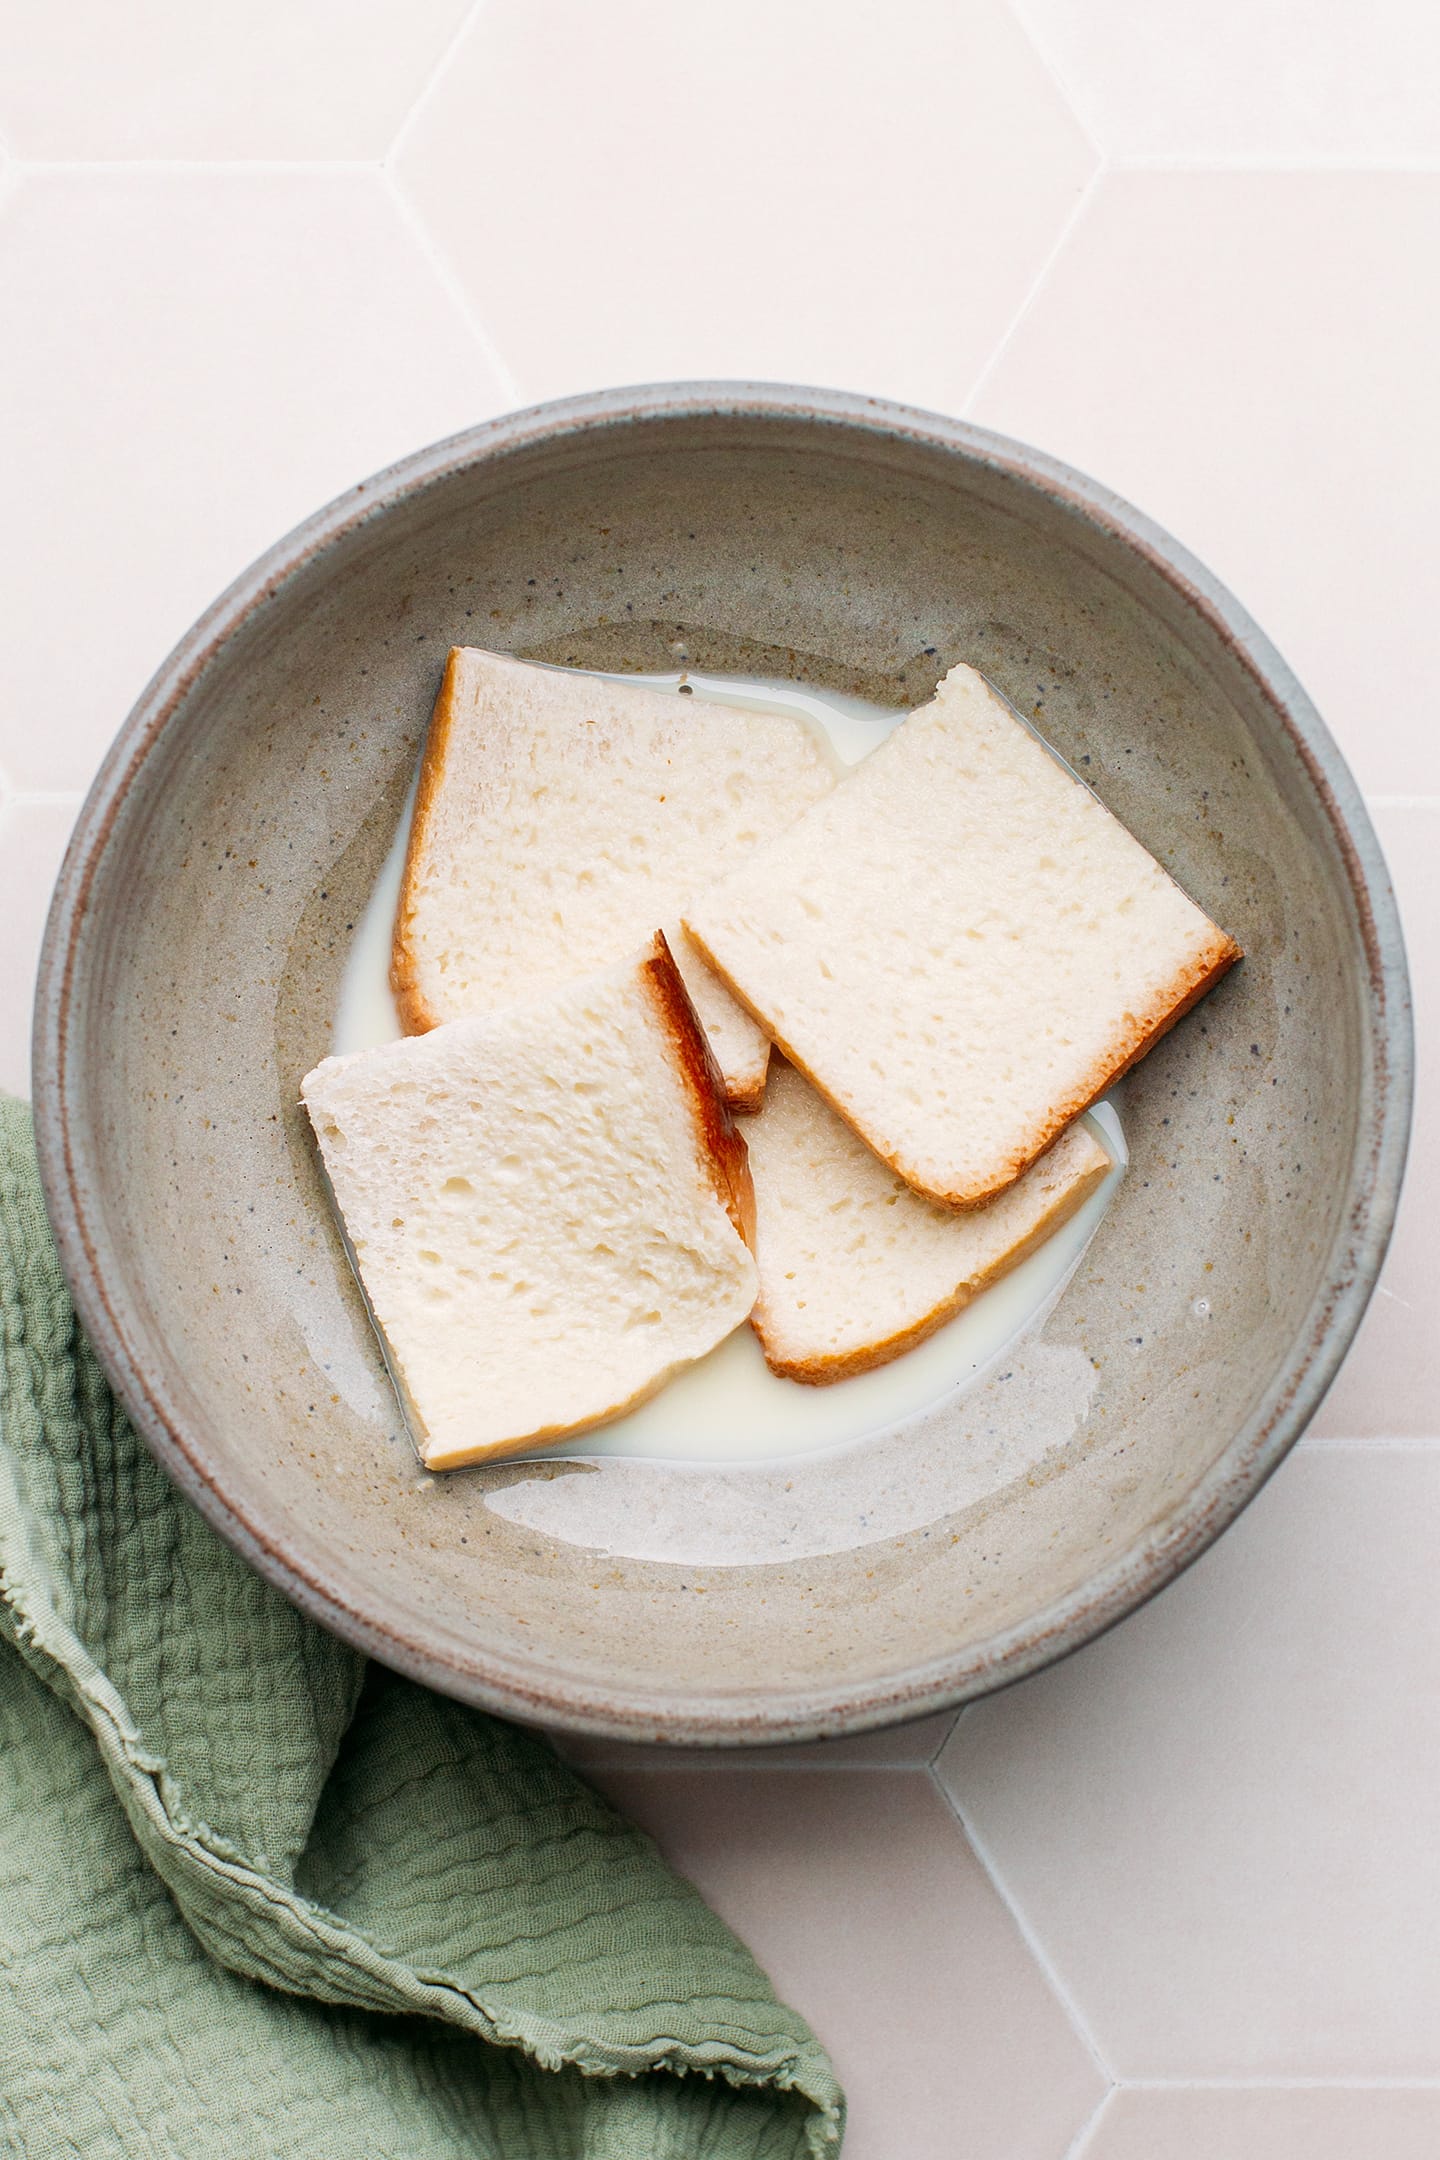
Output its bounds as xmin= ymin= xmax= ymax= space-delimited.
xmin=925 ymin=1713 xmax=959 ymax=1768
xmin=1125 ymin=2075 xmax=1440 ymax=2091
xmin=929 ymin=1750 xmax=1120 ymax=2087
xmin=380 ymin=169 xmax=523 ymax=407
xmin=385 ymin=0 xmax=492 ymax=169
xmin=1110 ymin=151 xmax=1440 ymax=173
xmin=378 ymin=0 xmax=524 ymax=406
xmin=558 ymin=1754 xmax=952 ymax=1773
xmin=961 ymin=163 xmax=1105 ymax=419
xmin=1061 ymin=2086 xmax=1117 ymax=2159
xmin=9 ymin=158 xmax=384 ymax=176
xmin=999 ymin=1 xmax=1107 ymax=165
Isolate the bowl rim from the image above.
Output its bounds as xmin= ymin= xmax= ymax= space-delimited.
xmin=33 ymin=381 xmax=1414 ymax=1746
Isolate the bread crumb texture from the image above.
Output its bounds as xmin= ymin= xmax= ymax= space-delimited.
xmin=687 ymin=662 xmax=1239 ymax=1209
xmin=391 ymin=647 xmax=837 ymax=1106
xmin=303 ymin=940 xmax=757 ymax=1467
xmin=745 ymin=1061 xmax=1112 ymax=1382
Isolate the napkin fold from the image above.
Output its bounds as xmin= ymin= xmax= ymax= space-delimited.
xmin=0 ymin=1098 xmax=842 ymax=2157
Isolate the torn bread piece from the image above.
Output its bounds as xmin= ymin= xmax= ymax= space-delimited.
xmin=744 ymin=1061 xmax=1113 ymax=1382
xmin=687 ymin=662 xmax=1240 ymax=1210
xmin=391 ymin=647 xmax=838 ymax=1109
xmin=302 ymin=935 xmax=757 ymax=1469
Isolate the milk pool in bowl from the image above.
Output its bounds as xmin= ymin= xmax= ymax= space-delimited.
xmin=332 ymin=668 xmax=1127 ymax=1471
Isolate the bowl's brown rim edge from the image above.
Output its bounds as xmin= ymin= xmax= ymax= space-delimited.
xmin=32 ymin=380 xmax=1415 ymax=1747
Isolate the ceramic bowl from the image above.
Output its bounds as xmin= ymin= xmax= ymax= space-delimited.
xmin=34 ymin=386 xmax=1411 ymax=1745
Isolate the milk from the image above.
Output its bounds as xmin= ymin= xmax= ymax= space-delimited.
xmin=330 ymin=666 xmax=1126 ymax=1467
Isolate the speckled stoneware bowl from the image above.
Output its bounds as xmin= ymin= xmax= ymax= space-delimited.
xmin=35 ymin=386 xmax=1411 ymax=1744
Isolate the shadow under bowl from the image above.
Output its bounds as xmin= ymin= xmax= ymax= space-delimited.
xmin=34 ymin=385 xmax=1411 ymax=1744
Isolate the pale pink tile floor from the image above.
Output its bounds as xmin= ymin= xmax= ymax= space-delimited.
xmin=3 ymin=4 xmax=1437 ymax=2151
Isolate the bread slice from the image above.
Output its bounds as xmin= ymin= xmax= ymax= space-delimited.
xmin=687 ymin=663 xmax=1240 ymax=1210
xmin=302 ymin=935 xmax=758 ymax=1469
xmin=391 ymin=647 xmax=838 ymax=1110
xmin=744 ymin=1061 xmax=1112 ymax=1381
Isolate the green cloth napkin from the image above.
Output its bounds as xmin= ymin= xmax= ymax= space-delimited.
xmin=0 ymin=1098 xmax=842 ymax=2158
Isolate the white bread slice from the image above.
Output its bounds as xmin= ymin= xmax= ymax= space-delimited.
xmin=302 ymin=935 xmax=758 ymax=1469
xmin=687 ymin=663 xmax=1241 ymax=1210
xmin=743 ymin=1061 xmax=1113 ymax=1382
xmin=391 ymin=647 xmax=838 ymax=1110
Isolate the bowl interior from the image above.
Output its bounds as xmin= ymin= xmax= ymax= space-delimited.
xmin=44 ymin=401 xmax=1400 ymax=1740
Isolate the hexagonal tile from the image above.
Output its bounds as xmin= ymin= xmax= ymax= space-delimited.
xmin=1011 ymin=0 xmax=1440 ymax=161
xmin=970 ymin=170 xmax=1440 ymax=796
xmin=394 ymin=0 xmax=1095 ymax=412
xmin=0 ymin=0 xmax=472 ymax=160
xmin=0 ymin=798 xmax=80 ymax=1097
xmin=937 ymin=1449 xmax=1440 ymax=2078
xmin=1086 ymin=2087 xmax=1440 ymax=2160
xmin=586 ymin=1767 xmax=1106 ymax=2159
xmin=0 ymin=171 xmax=506 ymax=795
xmin=1311 ymin=806 xmax=1438 ymax=1438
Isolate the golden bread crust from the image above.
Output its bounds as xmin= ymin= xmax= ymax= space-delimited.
xmin=686 ymin=920 xmax=1242 ymax=1212
xmin=720 ymin=1059 xmax=769 ymax=1116
xmin=390 ymin=646 xmax=465 ymax=1036
xmin=747 ymin=1133 xmax=1112 ymax=1382
xmin=418 ymin=1363 xmax=680 ymax=1469
xmin=639 ymin=932 xmax=757 ymax=1250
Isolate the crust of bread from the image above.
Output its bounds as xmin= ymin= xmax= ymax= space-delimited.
xmin=328 ymin=921 xmax=757 ymax=1473
xmin=748 ymin=1131 xmax=1112 ymax=1384
xmin=720 ymin=1056 xmax=768 ymax=1117
xmin=423 ymin=934 xmax=757 ymax=1464
xmin=390 ymin=646 xmax=464 ymax=1037
xmin=669 ymin=927 xmax=773 ymax=1112
xmin=334 ymin=1197 xmax=740 ymax=1468
xmin=687 ymin=921 xmax=1241 ymax=1212
xmin=417 ymin=1361 xmax=686 ymax=1470
xmin=639 ymin=932 xmax=757 ymax=1249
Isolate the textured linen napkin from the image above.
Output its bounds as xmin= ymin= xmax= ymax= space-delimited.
xmin=0 ymin=1098 xmax=843 ymax=2158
